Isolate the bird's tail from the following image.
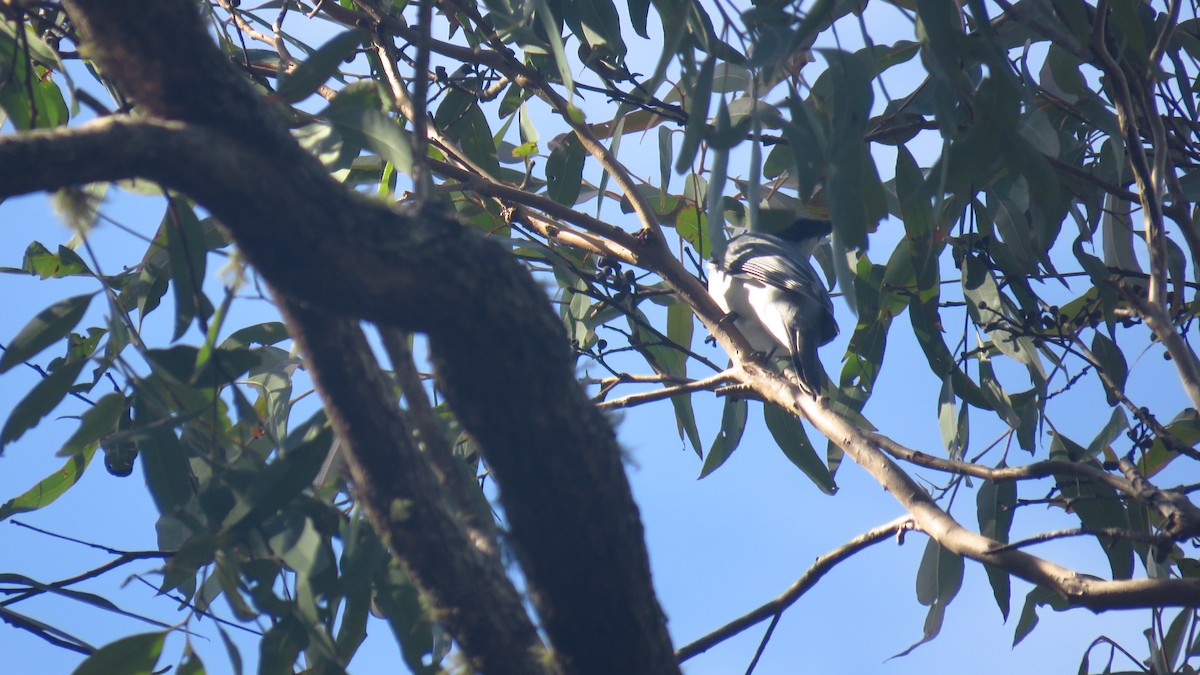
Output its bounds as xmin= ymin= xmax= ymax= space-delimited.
xmin=789 ymin=333 xmax=827 ymax=394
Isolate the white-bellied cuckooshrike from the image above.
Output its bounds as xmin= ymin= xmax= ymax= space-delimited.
xmin=706 ymin=218 xmax=839 ymax=390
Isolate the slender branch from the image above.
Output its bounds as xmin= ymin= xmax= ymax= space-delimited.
xmin=597 ymin=371 xmax=736 ymax=410
xmin=989 ymin=526 xmax=1168 ymax=554
xmin=676 ymin=517 xmax=914 ymax=662
xmin=338 ymin=0 xmax=667 ymax=237
xmin=1118 ymin=459 xmax=1200 ymax=539
xmin=867 ymin=430 xmax=1137 ymax=495
xmin=1120 ymin=286 xmax=1200 ymax=410
xmin=410 ymin=0 xmax=432 ymax=198
xmin=1069 ymin=335 xmax=1200 ymax=462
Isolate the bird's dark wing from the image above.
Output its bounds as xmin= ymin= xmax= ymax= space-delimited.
xmin=720 ymin=233 xmax=838 ymax=344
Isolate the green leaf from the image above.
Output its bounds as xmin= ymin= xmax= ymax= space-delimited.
xmin=977 ymin=473 xmax=1016 ymax=619
xmin=56 ymin=393 xmax=126 ymax=456
xmin=699 ymin=397 xmax=747 ymax=478
xmin=529 ymin=0 xmax=575 ymax=95
xmin=1138 ymin=409 xmax=1200 ymax=477
xmin=546 ymin=134 xmax=586 ymax=205
xmin=259 ymin=616 xmax=305 ymax=675
xmin=325 ymin=100 xmax=414 ymax=176
xmin=0 ymin=293 xmax=94 ymax=373
xmin=1086 ymin=407 xmax=1127 ymax=460
xmin=1013 ymin=586 xmax=1068 ymax=646
xmin=821 ymin=49 xmax=883 ymax=249
xmin=763 ymin=403 xmax=837 ymax=494
xmin=1090 ymin=333 xmax=1128 ymax=406
xmin=135 ymin=395 xmax=195 ymax=517
xmin=217 ymin=626 xmax=245 ymax=675
xmin=1050 ymin=433 xmax=1134 ymax=579
xmin=164 ymin=197 xmax=210 ymax=341
xmin=915 ymin=537 xmax=963 ymax=607
xmin=160 ymin=533 xmax=220 ymax=595
xmin=895 ymin=146 xmax=932 ymax=239
xmin=0 ymin=35 xmax=68 ymax=131
xmin=0 ymin=446 xmax=95 ymax=522
xmin=72 ymin=631 xmax=165 ymax=675
xmin=220 ymin=322 xmax=290 ymax=349
xmin=436 ymin=87 xmax=501 ymax=179
xmin=669 ymin=392 xmax=703 ymax=458
xmin=336 ymin=518 xmax=387 ymax=661
xmin=675 ymin=55 xmax=715 ymax=173
xmin=18 ymin=242 xmax=91 ymax=279
xmin=937 ymin=375 xmax=963 ymax=459
xmin=221 ymin=424 xmax=332 ymax=532
xmin=276 ymin=30 xmax=364 ymax=104
xmin=628 ymin=0 xmax=651 ymax=38
xmin=178 ymin=648 xmax=206 ymax=675
xmin=1 ymin=357 xmax=87 ymax=450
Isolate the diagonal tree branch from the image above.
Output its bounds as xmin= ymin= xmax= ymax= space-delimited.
xmin=278 ymin=302 xmax=550 ymax=673
xmin=676 ymin=516 xmax=914 ymax=663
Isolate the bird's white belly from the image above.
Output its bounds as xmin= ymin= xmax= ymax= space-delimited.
xmin=707 ymin=266 xmax=791 ymax=355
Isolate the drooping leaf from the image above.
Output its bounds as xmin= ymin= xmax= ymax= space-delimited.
xmin=375 ymin=561 xmax=439 ymax=674
xmin=546 ymin=134 xmax=586 ymax=206
xmin=1013 ymin=586 xmax=1068 ymax=646
xmin=221 ymin=425 xmax=331 ymax=532
xmin=134 ymin=392 xmax=195 ymax=517
xmin=675 ymin=55 xmax=715 ymax=173
xmin=1090 ymin=332 xmax=1128 ymax=406
xmin=763 ymin=403 xmax=836 ymax=494
xmin=699 ymin=397 xmax=747 ymax=478
xmin=1049 ymin=433 xmax=1134 ymax=579
xmin=436 ymin=89 xmax=501 ymax=179
xmin=821 ymin=49 xmax=883 ymax=250
xmin=977 ymin=473 xmax=1016 ymax=619
xmin=163 ymin=197 xmax=210 ymax=341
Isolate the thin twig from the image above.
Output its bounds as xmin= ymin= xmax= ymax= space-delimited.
xmin=597 ymin=371 xmax=736 ymax=410
xmin=676 ymin=517 xmax=913 ymax=663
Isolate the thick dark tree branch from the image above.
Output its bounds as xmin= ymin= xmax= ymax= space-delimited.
xmin=279 ymin=302 xmax=549 ymax=674
xmin=35 ymin=1 xmax=681 ymax=672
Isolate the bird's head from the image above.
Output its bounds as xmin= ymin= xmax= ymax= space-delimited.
xmin=769 ymin=218 xmax=833 ymax=258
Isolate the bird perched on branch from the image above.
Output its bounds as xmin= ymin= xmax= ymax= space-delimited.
xmin=706 ymin=218 xmax=839 ymax=391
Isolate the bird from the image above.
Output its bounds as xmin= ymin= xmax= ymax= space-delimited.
xmin=706 ymin=218 xmax=839 ymax=391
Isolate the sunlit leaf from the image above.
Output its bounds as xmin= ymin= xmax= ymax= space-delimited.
xmin=0 ymin=446 xmax=95 ymax=522
xmin=72 ymin=631 xmax=165 ymax=675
